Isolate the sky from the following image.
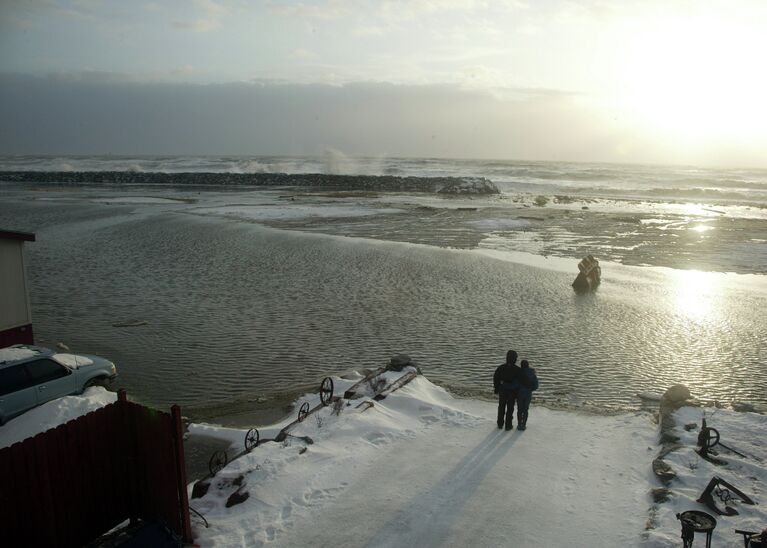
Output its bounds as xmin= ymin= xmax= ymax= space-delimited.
xmin=1 ymin=0 xmax=766 ymax=167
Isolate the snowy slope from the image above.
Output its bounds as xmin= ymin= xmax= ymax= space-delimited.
xmin=189 ymin=375 xmax=661 ymax=547
xmin=1 ymin=374 xmax=763 ymax=547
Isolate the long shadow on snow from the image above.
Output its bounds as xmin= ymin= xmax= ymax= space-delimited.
xmin=367 ymin=429 xmax=518 ymax=547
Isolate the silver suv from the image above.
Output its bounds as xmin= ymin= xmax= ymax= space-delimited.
xmin=0 ymin=345 xmax=117 ymax=425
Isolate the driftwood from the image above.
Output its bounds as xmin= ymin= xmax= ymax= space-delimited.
xmin=374 ymin=371 xmax=418 ymax=401
xmin=343 ymin=367 xmax=388 ymax=399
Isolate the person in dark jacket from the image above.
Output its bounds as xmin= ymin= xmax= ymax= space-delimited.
xmin=516 ymin=360 xmax=539 ymax=431
xmin=493 ymin=350 xmax=523 ymax=431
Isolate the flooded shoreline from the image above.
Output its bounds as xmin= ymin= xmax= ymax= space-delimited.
xmin=1 ymin=181 xmax=765 ymax=416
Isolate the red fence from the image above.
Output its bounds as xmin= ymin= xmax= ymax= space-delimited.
xmin=0 ymin=391 xmax=192 ymax=547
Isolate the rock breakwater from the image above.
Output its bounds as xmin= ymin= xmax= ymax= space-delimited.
xmin=0 ymin=171 xmax=500 ymax=195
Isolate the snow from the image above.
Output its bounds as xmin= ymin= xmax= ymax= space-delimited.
xmin=91 ymin=197 xmax=188 ymax=204
xmin=184 ymin=374 xmax=767 ymax=547
xmin=0 ymin=346 xmax=94 ymax=368
xmin=0 ymin=387 xmax=116 ymax=449
xmin=0 ymin=346 xmax=40 ymax=363
xmin=466 ymin=218 xmax=530 ymax=230
xmin=52 ymin=353 xmax=94 ymax=368
xmin=0 ymin=373 xmax=764 ymax=547
xmin=646 ymin=407 xmax=767 ymax=546
xmin=191 ymin=205 xmax=405 ymax=221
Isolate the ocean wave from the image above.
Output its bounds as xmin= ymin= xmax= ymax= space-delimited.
xmin=543 ymin=184 xmax=756 ymax=201
xmin=496 ymin=182 xmax=765 ymax=203
xmin=0 ymin=170 xmax=501 ymax=194
xmin=663 ymin=177 xmax=767 ymax=190
xmin=643 ymin=186 xmax=756 ymax=200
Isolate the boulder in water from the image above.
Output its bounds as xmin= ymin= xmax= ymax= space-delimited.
xmin=662 ymin=384 xmax=692 ymax=405
xmin=572 ymin=255 xmax=601 ymax=293
xmin=389 ymin=354 xmax=412 ymax=372
xmin=435 ymin=177 xmax=500 ymax=195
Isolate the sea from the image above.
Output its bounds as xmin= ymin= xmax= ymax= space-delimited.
xmin=1 ymin=154 xmax=765 ymax=424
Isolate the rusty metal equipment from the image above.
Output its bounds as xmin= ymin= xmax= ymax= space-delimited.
xmin=697 ymin=476 xmax=755 ymax=516
xmin=677 ymin=511 xmax=716 ymax=548
xmin=297 ymin=402 xmax=310 ymax=422
xmin=244 ymin=428 xmax=260 ymax=452
xmin=697 ymin=417 xmax=749 ymax=461
xmin=208 ymin=450 xmax=228 ymax=476
xmin=320 ymin=377 xmax=334 ymax=406
xmin=697 ymin=418 xmax=720 ymax=453
xmin=735 ymin=529 xmax=766 ymax=548
xmin=201 ymin=368 xmax=419 ymax=483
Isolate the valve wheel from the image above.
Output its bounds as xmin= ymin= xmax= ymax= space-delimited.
xmin=244 ymin=428 xmax=260 ymax=452
xmin=320 ymin=377 xmax=334 ymax=406
xmin=208 ymin=450 xmax=228 ymax=476
xmin=298 ymin=402 xmax=310 ymax=422
xmin=706 ymin=427 xmax=721 ymax=448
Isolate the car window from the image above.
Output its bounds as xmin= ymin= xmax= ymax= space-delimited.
xmin=26 ymin=359 xmax=70 ymax=383
xmin=0 ymin=365 xmax=33 ymax=395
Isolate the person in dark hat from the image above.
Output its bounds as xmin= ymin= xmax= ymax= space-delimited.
xmin=493 ymin=350 xmax=523 ymax=431
xmin=516 ymin=359 xmax=539 ymax=431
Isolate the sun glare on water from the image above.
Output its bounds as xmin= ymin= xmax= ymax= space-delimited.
xmin=669 ymin=268 xmax=720 ymax=323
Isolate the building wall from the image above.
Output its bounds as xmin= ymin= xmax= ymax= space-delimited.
xmin=0 ymin=238 xmax=31 ymax=331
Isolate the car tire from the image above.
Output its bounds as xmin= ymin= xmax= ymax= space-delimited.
xmin=82 ymin=376 xmax=108 ymax=393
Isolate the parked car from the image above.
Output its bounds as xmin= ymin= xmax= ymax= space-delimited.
xmin=0 ymin=344 xmax=117 ymax=425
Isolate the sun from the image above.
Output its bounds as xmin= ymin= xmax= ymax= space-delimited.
xmin=614 ymin=14 xmax=767 ymax=143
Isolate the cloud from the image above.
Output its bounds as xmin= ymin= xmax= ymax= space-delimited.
xmin=267 ymin=0 xmax=352 ymax=20
xmin=289 ymin=48 xmax=320 ymax=60
xmin=0 ymin=0 xmax=92 ymax=28
xmin=268 ymin=0 xmax=524 ymax=22
xmin=42 ymin=70 xmax=137 ymax=84
xmin=1 ymin=73 xmax=763 ymax=167
xmin=172 ymin=18 xmax=220 ymax=31
xmin=172 ymin=0 xmax=227 ymax=32
xmin=23 ymin=68 xmax=197 ymax=84
xmin=0 ymin=73 xmax=614 ymax=159
xmin=353 ymin=25 xmax=387 ymax=37
xmin=196 ymin=0 xmax=227 ymax=16
xmin=169 ymin=65 xmax=196 ymax=77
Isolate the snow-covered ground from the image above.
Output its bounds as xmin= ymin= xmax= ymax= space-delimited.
xmin=0 ymin=375 xmax=764 ymax=547
xmin=186 ymin=373 xmax=766 ymax=547
xmin=90 ymin=196 xmax=190 ymax=204
xmin=0 ymin=386 xmax=116 ymax=449
xmin=190 ymin=204 xmax=406 ymax=221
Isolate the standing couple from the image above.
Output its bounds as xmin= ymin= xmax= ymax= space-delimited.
xmin=493 ymin=350 xmax=539 ymax=431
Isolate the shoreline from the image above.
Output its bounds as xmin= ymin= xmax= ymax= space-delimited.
xmin=3 ymin=187 xmax=766 ymax=412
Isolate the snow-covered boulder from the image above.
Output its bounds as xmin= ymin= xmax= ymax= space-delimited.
xmin=436 ymin=177 xmax=500 ymax=195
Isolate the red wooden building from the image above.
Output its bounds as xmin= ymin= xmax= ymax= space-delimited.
xmin=0 ymin=229 xmax=36 ymax=347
